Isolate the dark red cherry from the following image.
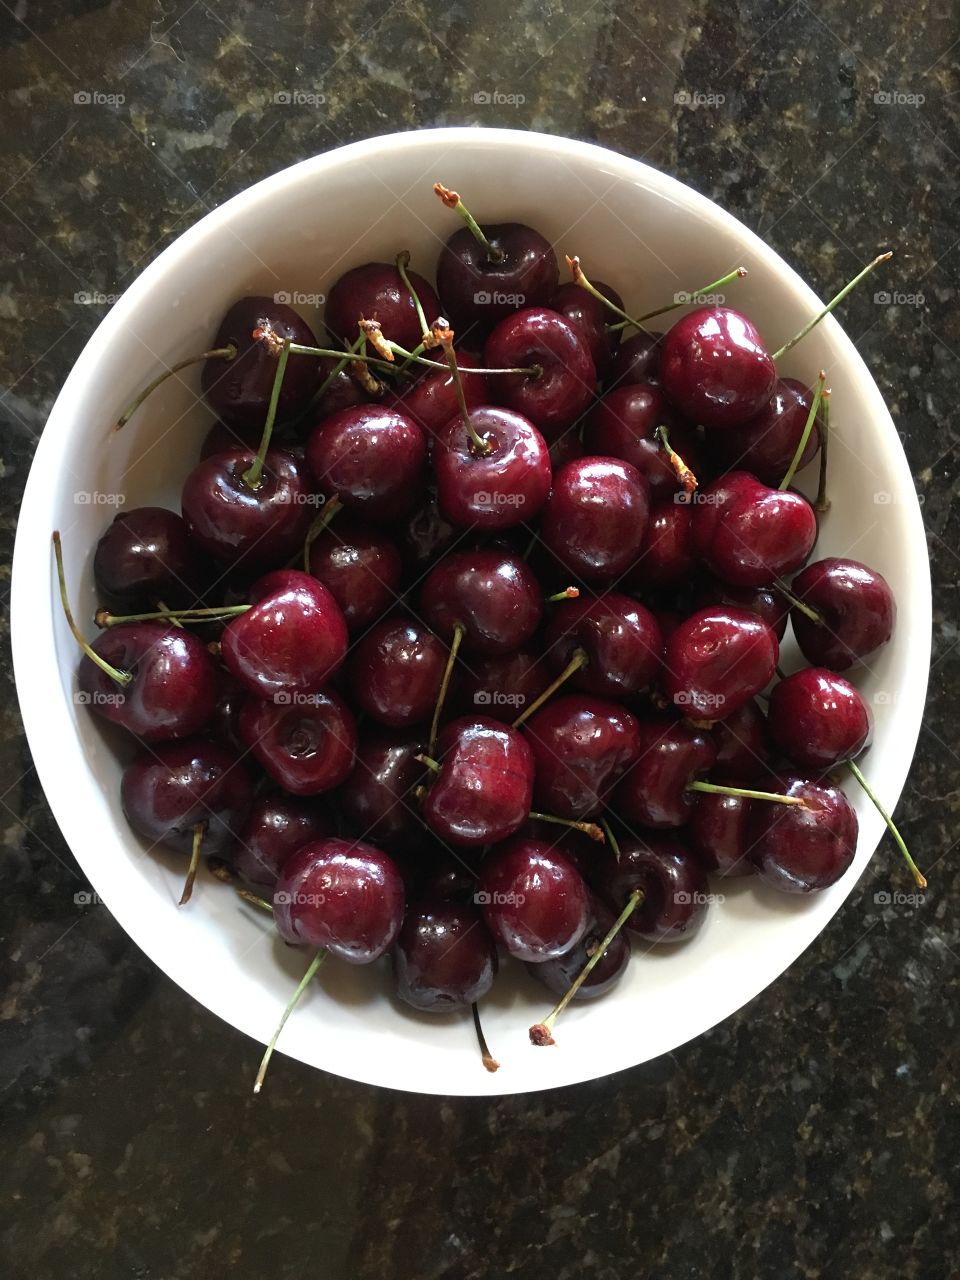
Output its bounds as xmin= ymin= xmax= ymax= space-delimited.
xmin=93 ymin=507 xmax=201 ymax=610
xmin=78 ymin=623 xmax=218 ymax=741
xmin=397 ymin=493 xmax=459 ymax=580
xmin=221 ymin=570 xmax=348 ymax=700
xmin=208 ymin=670 xmax=246 ymax=754
xmin=663 ymin=606 xmax=779 ymax=722
xmin=484 ymin=308 xmax=596 ymax=437
xmin=423 ymin=717 xmax=534 ymax=848
xmin=121 ymin=737 xmax=252 ymax=855
xmin=273 ymin=838 xmax=405 ymax=962
xmin=420 ymin=549 xmax=542 ymax=655
xmin=457 ymin=649 xmax=549 ymax=723
xmin=231 ymin=796 xmax=329 ymax=890
xmin=527 ymin=895 xmax=631 ymax=1000
xmin=393 ymin=900 xmax=497 ymax=1011
xmin=325 ymin=260 xmax=441 ymax=349
xmin=627 ymin=500 xmax=696 ymax=590
xmin=710 ymin=699 xmax=769 ymax=783
xmin=348 ymin=616 xmax=446 ymax=728
xmin=549 ymin=280 xmax=624 ymax=380
xmin=434 ymin=405 xmax=551 ymax=529
xmin=182 ymin=447 xmax=314 ymax=570
xmin=689 ymin=792 xmax=755 ymax=877
xmin=524 ymin=694 xmax=640 ymax=819
xmin=478 ymin=838 xmax=590 ymax=962
xmin=389 ymin=350 xmax=487 ymax=439
xmin=435 ymin=220 xmax=559 ymax=336
xmin=239 ymin=688 xmax=356 ymax=795
xmin=306 ymin=404 xmax=426 ymax=523
xmin=751 ymin=774 xmax=858 ymax=893
xmin=708 ymin=377 xmax=821 ymax=483
xmin=614 ymin=718 xmax=717 ymax=828
xmin=201 ymin=296 xmax=320 ymax=428
xmin=541 ymin=457 xmax=649 ymax=584
xmin=693 ymin=577 xmax=789 ymax=642
xmin=339 ymin=731 xmax=426 ymax=849
xmin=660 ymin=306 xmax=777 ymax=428
xmin=544 ymin=592 xmax=661 ymax=697
xmin=415 ymin=848 xmax=482 ymax=902
xmin=583 ymin=385 xmax=701 ymax=501
xmin=314 ymin=356 xmax=369 ymax=418
xmin=598 ymin=832 xmax=708 ymax=943
xmin=548 ymin=430 xmax=584 ymax=470
xmin=608 ymin=330 xmax=663 ymax=387
xmin=691 ymin=471 xmax=817 ymax=587
xmin=789 ymin=558 xmax=896 ymax=671
xmin=306 ymin=515 xmax=402 ymax=631
xmin=768 ymin=668 xmax=872 ymax=771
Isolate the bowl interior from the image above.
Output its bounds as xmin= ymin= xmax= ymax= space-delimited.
xmin=12 ymin=129 xmax=929 ymax=1095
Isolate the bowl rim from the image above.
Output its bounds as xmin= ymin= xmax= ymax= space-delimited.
xmin=11 ymin=126 xmax=931 ymax=1095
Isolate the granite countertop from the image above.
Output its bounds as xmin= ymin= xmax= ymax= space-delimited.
xmin=1 ymin=3 xmax=958 ymax=1277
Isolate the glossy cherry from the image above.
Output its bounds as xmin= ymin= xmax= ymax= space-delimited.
xmin=524 ymin=694 xmax=640 ymax=819
xmin=689 ymin=792 xmax=755 ymax=877
xmin=420 ymin=549 xmax=542 ymax=655
xmin=693 ymin=577 xmax=790 ymax=642
xmin=273 ymin=837 xmax=405 ymax=961
xmin=660 ymin=306 xmax=777 ymax=428
xmin=306 ymin=404 xmax=426 ymax=522
xmin=484 ymin=307 xmax=596 ymax=437
xmin=527 ymin=895 xmax=631 ymax=1000
xmin=339 ymin=731 xmax=426 ymax=849
xmin=751 ymin=774 xmax=858 ymax=893
xmin=239 ymin=688 xmax=356 ymax=795
xmin=583 ymin=385 xmax=700 ymax=501
xmin=597 ymin=832 xmax=709 ymax=943
xmin=393 ymin=900 xmax=497 ymax=1011
xmin=691 ymin=471 xmax=818 ymax=587
xmin=457 ymin=649 xmax=549 ymax=724
xmin=769 ymin=668 xmax=872 ymax=771
xmin=789 ymin=557 xmax=896 ymax=670
xmin=423 ymin=717 xmax=534 ymax=847
xmin=708 ymin=377 xmax=821 ymax=483
xmin=434 ymin=405 xmax=551 ymax=530
xmin=627 ymin=500 xmax=696 ymax=590
xmin=93 ymin=507 xmax=201 ymax=610
xmin=325 ymin=260 xmax=441 ymax=349
xmin=663 ymin=606 xmax=778 ymax=723
xmin=544 ymin=592 xmax=661 ymax=697
xmin=306 ymin=515 xmax=402 ymax=631
xmin=314 ymin=356 xmax=369 ymax=418
xmin=711 ymin=699 xmax=769 ymax=783
xmin=549 ymin=279 xmax=624 ymax=380
xmin=478 ymin=837 xmax=590 ymax=963
xmin=608 ymin=330 xmax=663 ymax=387
xmin=541 ymin=456 xmax=649 ymax=584
xmin=348 ymin=616 xmax=447 ymax=728
xmin=389 ymin=350 xmax=488 ymax=439
xmin=231 ymin=796 xmax=329 ymax=890
xmin=614 ymin=718 xmax=717 ymax=828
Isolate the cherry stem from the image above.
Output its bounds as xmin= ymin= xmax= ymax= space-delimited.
xmin=780 ymin=372 xmax=826 ymax=491
xmin=114 ymin=345 xmax=236 ymax=431
xmin=847 ymin=759 xmax=926 ymax=889
xmin=314 ymin=335 xmax=362 ymax=404
xmin=253 ymin=948 xmax=327 ymax=1094
xmin=179 ymin=821 xmax=205 ymax=906
xmin=52 ymin=532 xmax=132 ymax=688
xmin=608 ymin=266 xmax=749 ymax=331
xmin=599 ymin=817 xmax=621 ymax=858
xmin=528 ymin=811 xmax=605 ymax=843
xmin=687 ymin=780 xmax=806 ymax=807
xmin=242 ymin=337 xmax=291 ymax=490
xmin=430 ymin=622 xmax=466 ymax=755
xmin=433 ymin=182 xmax=504 ymax=262
xmin=656 ymin=425 xmax=698 ymax=493
xmin=529 ymin=888 xmax=642 ymax=1046
xmin=237 ymin=887 xmax=273 ymax=913
xmin=512 ymin=648 xmax=588 ymax=728
xmin=816 ymin=388 xmax=831 ymax=513
xmin=772 ymin=252 xmax=893 ymax=361
xmin=546 ymin=586 xmax=580 ymax=603
xmin=96 ymin=604 xmax=250 ymax=627
xmin=774 ymin=578 xmax=824 ymax=625
xmin=288 ymin=342 xmax=536 ymax=378
xmin=396 ymin=250 xmax=431 ymax=338
xmin=415 ymin=754 xmax=441 ymax=773
xmin=566 ymin=255 xmax=647 ymax=331
xmin=432 ymin=322 xmax=492 ymax=455
xmin=156 ymin=601 xmax=183 ymax=629
xmin=302 ymin=495 xmax=343 ymax=571
xmin=472 ymin=1002 xmax=500 ymax=1073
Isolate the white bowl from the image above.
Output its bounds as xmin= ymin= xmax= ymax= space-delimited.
xmin=12 ymin=128 xmax=930 ymax=1096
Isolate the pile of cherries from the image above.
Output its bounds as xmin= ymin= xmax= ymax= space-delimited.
xmin=57 ymin=182 xmax=921 ymax=1084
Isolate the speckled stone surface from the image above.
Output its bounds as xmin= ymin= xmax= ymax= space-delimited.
xmin=1 ymin=4 xmax=958 ymax=1277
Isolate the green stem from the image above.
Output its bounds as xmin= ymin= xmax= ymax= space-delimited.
xmin=512 ymin=649 xmax=588 ymax=728
xmin=434 ymin=182 xmax=504 ymax=261
xmin=415 ymin=754 xmax=441 ymax=773
xmin=302 ymin=496 xmax=343 ymax=572
xmin=288 ymin=343 xmax=535 ymax=378
xmin=396 ymin=250 xmax=430 ymax=335
xmin=179 ymin=821 xmax=205 ymax=906
xmin=242 ymin=337 xmax=291 ymax=490
xmin=96 ymin=604 xmax=250 ymax=627
xmin=545 ymin=587 xmax=580 ymax=603
xmin=115 ymin=345 xmax=236 ymax=431
xmin=253 ymin=949 xmax=327 ymax=1094
xmin=816 ymin=388 xmax=831 ymax=513
xmin=774 ymin=578 xmax=824 ymax=625
xmin=237 ymin=887 xmax=273 ymax=913
xmin=430 ymin=622 xmax=465 ymax=755
xmin=566 ymin=254 xmax=646 ymax=331
xmin=780 ymin=372 xmax=825 ymax=491
xmin=52 ymin=532 xmax=132 ymax=687
xmin=528 ymin=811 xmax=605 ymax=842
xmin=599 ymin=817 xmax=621 ymax=859
xmin=687 ymin=781 xmax=805 ymax=807
xmin=772 ymin=252 xmax=892 ymax=361
xmin=609 ymin=266 xmax=748 ymax=331
xmin=847 ymin=759 xmax=926 ymax=889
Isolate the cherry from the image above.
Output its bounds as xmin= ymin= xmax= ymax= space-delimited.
xmin=348 ymin=616 xmax=447 ymax=728
xmin=457 ymin=649 xmax=549 ymax=723
xmin=314 ymin=356 xmax=369 ymax=418
xmin=614 ymin=718 xmax=717 ymax=828
xmin=597 ymin=831 xmax=709 ymax=943
xmin=711 ymin=699 xmax=769 ymax=784
xmin=769 ymin=668 xmax=872 ymax=771
xmin=325 ymin=260 xmax=441 ymax=349
xmin=663 ymin=606 xmax=779 ymax=723
xmin=691 ymin=471 xmax=818 ymax=587
xmin=478 ymin=837 xmax=590 ymax=962
xmin=422 ymin=717 xmax=534 ymax=847
xmin=306 ymin=404 xmax=426 ymax=522
xmin=389 ymin=350 xmax=488 ymax=439
xmin=524 ymin=694 xmax=640 ymax=819
xmin=660 ymin=306 xmax=777 ymax=428
xmin=231 ymin=796 xmax=329 ymax=890
xmin=209 ymin=670 xmax=246 ymax=754
xmin=789 ymin=557 xmax=896 ymax=670
xmin=434 ymin=405 xmax=551 ymax=529
xmin=434 ymin=185 xmax=559 ymax=335
xmin=751 ymin=774 xmax=858 ymax=893
xmin=549 ymin=279 xmax=624 ymax=380
xmin=78 ymin=621 xmax=218 ymax=741
xmin=415 ymin=848 xmax=482 ymax=902
xmin=201 ymin=296 xmax=320 ymax=428
xmin=393 ymin=900 xmax=498 ymax=1011
xmin=397 ymin=493 xmax=459 ymax=579
xmin=708 ymin=378 xmax=821 ymax=483
xmin=689 ymin=792 xmax=755 ymax=877
xmin=239 ymin=688 xmax=356 ymax=795
xmin=627 ymin=500 xmax=696 ymax=590
xmin=541 ymin=457 xmax=649 ymax=584
xmin=420 ymin=549 xmax=542 ymax=655
xmin=693 ymin=577 xmax=789 ymax=642
xmin=199 ymin=420 xmax=264 ymax=460
xmin=306 ymin=515 xmax=402 ymax=631
xmin=543 ymin=592 xmax=661 ymax=698
xmin=608 ymin=330 xmax=663 ymax=387
xmin=273 ymin=837 xmax=405 ymax=961
xmin=484 ymin=308 xmax=596 ymax=437
xmin=221 ymin=569 xmax=348 ymax=700
xmin=583 ymin=385 xmax=700 ymax=501
xmin=339 ymin=731 xmax=426 ymax=849
xmin=527 ymin=895 xmax=631 ymax=1000
xmin=182 ymin=447 xmax=314 ymax=570
xmin=93 ymin=507 xmax=201 ymax=610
